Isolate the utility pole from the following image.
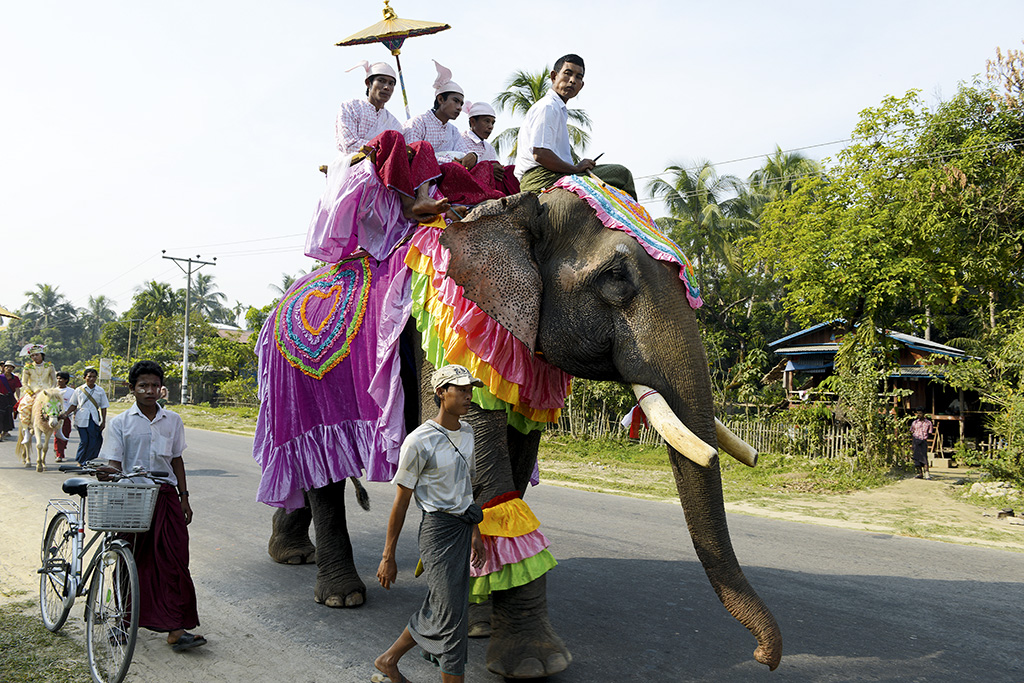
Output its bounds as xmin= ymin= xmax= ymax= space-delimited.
xmin=121 ymin=318 xmax=144 ymax=363
xmin=162 ymin=252 xmax=216 ymax=405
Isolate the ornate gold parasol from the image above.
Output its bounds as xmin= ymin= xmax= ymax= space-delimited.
xmin=336 ymin=0 xmax=451 ymax=119
xmin=0 ymin=305 xmax=21 ymax=320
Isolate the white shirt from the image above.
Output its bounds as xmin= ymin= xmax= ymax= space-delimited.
xmin=100 ymin=403 xmax=186 ymax=487
xmin=514 ymin=90 xmax=572 ymax=179
xmin=335 ymin=98 xmax=403 ymax=154
xmin=70 ymin=384 xmax=109 ymax=427
xmin=57 ymin=386 xmax=75 ymax=412
xmin=403 ymin=110 xmax=470 ymax=164
xmin=392 ymin=420 xmax=475 ymax=514
xmin=461 ymin=130 xmax=500 ymax=163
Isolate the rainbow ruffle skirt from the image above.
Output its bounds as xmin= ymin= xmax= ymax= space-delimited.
xmin=405 ymin=220 xmax=569 ymax=600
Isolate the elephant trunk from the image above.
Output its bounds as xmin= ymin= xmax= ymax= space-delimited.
xmin=668 ymin=446 xmax=782 ymax=670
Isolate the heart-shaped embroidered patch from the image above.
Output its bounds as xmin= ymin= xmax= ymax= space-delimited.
xmin=273 ymin=260 xmax=372 ymax=379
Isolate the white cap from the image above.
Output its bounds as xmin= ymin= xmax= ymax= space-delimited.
xmin=346 ymin=60 xmax=397 ymax=81
xmin=21 ymin=343 xmax=45 ymax=356
xmin=431 ymin=364 xmax=484 ymax=390
xmin=432 ymin=59 xmax=463 ymax=96
xmin=464 ymin=101 xmax=496 ymax=118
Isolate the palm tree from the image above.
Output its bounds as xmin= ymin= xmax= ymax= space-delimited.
xmin=491 ymin=67 xmax=592 ymax=159
xmin=746 ymin=145 xmax=823 ymax=206
xmin=268 ymin=271 xmax=305 ymax=298
xmin=22 ymin=284 xmax=76 ymax=329
xmin=190 ymin=273 xmax=231 ymax=323
xmin=132 ymin=281 xmax=184 ymax=320
xmin=646 ymin=161 xmax=749 ymax=294
xmin=80 ymin=295 xmax=117 ymax=346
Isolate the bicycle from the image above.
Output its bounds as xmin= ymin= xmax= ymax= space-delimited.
xmin=38 ymin=462 xmax=168 ymax=683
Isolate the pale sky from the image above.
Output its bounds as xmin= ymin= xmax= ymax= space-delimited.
xmin=3 ymin=1 xmax=1022 ymax=326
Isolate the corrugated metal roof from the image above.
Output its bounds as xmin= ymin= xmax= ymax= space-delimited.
xmin=775 ymin=344 xmax=839 ymax=354
xmin=768 ymin=319 xmax=844 ymax=348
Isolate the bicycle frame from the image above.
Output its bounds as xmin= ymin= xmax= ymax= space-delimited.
xmin=42 ymin=498 xmax=133 ymax=603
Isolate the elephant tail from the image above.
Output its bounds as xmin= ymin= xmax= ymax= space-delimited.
xmin=349 ymin=476 xmax=370 ymax=511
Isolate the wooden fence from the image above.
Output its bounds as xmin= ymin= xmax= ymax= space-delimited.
xmin=546 ymin=395 xmax=856 ymax=457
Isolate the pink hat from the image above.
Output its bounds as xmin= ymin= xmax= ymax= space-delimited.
xmin=463 ymin=101 xmax=496 ymax=118
xmin=432 ymin=60 xmax=463 ymax=96
xmin=347 ymin=60 xmax=397 ymax=81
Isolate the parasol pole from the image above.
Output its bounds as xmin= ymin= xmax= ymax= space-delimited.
xmin=392 ymin=50 xmax=412 ymax=120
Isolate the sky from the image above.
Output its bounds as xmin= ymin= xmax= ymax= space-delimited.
xmin=2 ymin=0 xmax=1022 ymax=327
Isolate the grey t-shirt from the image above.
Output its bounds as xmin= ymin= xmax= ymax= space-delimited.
xmin=392 ymin=420 xmax=475 ymax=514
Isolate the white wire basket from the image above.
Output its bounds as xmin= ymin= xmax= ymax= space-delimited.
xmin=86 ymin=482 xmax=160 ymax=532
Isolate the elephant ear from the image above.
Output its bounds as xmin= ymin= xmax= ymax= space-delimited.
xmin=439 ymin=193 xmax=544 ymax=352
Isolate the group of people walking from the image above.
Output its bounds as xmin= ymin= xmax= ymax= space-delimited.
xmin=0 ymin=344 xmax=109 ymax=463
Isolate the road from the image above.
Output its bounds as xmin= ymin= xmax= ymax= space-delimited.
xmin=2 ymin=428 xmax=1023 ymax=682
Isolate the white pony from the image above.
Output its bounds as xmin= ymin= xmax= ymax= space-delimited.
xmin=18 ymin=387 xmax=62 ymax=472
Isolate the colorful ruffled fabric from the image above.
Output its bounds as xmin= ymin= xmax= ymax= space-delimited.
xmin=253 ymin=256 xmax=412 ymax=510
xmin=550 ymin=175 xmax=703 ymax=309
xmin=406 ymin=223 xmax=572 ymax=434
xmin=468 ymin=497 xmax=556 ymax=602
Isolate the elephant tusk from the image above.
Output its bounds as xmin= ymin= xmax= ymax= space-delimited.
xmin=631 ymin=384 xmax=717 ymax=468
xmin=715 ymin=419 xmax=759 ymax=468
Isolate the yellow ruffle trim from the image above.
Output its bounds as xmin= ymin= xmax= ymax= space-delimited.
xmin=407 ymin=247 xmax=561 ymax=424
xmin=478 ymin=497 xmax=541 ymax=538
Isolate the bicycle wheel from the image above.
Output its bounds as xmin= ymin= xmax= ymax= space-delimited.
xmin=39 ymin=512 xmax=75 ymax=632
xmin=84 ymin=545 xmax=139 ymax=683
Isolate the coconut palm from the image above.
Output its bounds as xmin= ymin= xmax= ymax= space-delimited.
xmin=646 ymin=161 xmax=749 ymax=293
xmin=132 ymin=281 xmax=184 ymax=320
xmin=746 ymin=145 xmax=823 ymax=206
xmin=80 ymin=295 xmax=118 ymax=347
xmin=269 ymin=271 xmax=305 ymax=298
xmin=491 ymin=67 xmax=592 ymax=159
xmin=22 ymin=284 xmax=76 ymax=329
xmin=190 ymin=273 xmax=232 ymax=323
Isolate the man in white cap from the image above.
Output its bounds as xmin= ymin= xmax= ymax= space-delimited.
xmin=335 ymin=61 xmax=404 ymax=154
xmin=375 ymin=364 xmax=487 ymax=683
xmin=462 ymin=100 xmax=520 ymax=196
xmin=402 ymin=61 xmax=504 ymax=208
xmin=514 ymin=53 xmax=636 ymax=199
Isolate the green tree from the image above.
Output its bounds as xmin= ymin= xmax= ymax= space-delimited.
xmin=21 ymin=284 xmax=76 ymax=330
xmin=190 ymin=273 xmax=232 ymax=324
xmin=80 ymin=295 xmax=117 ymax=355
xmin=130 ymin=281 xmax=184 ymax=321
xmin=491 ymin=67 xmax=592 ymax=159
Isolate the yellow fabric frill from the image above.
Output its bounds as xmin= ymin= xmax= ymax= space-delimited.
xmin=406 ymin=247 xmax=561 ymax=424
xmin=478 ymin=497 xmax=540 ymax=538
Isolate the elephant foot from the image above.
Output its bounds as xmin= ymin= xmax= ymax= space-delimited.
xmin=268 ymin=507 xmax=316 ymax=565
xmin=486 ymin=623 xmax=571 ymax=678
xmin=487 ymin=576 xmax=571 ymax=678
xmin=313 ymin=573 xmax=366 ymax=608
xmin=468 ymin=600 xmax=492 ymax=638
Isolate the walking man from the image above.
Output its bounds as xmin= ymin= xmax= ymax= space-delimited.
xmin=910 ymin=409 xmax=934 ymax=479
xmin=374 ymin=364 xmax=487 ymax=683
xmin=65 ymin=367 xmax=108 ymax=464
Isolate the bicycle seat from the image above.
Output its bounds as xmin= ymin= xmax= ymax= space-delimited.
xmin=62 ymin=477 xmax=92 ymax=497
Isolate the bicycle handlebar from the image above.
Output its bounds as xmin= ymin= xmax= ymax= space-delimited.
xmin=58 ymin=463 xmax=170 ymax=480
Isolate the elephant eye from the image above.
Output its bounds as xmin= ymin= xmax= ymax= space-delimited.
xmin=595 ymin=261 xmax=637 ymax=307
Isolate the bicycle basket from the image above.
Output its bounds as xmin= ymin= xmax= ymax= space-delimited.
xmin=86 ymin=482 xmax=160 ymax=532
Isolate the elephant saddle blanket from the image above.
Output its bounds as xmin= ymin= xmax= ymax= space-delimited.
xmin=551 ymin=174 xmax=704 ymax=309
xmin=253 ymin=254 xmax=411 ymax=510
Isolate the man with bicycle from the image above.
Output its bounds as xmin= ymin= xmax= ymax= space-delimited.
xmin=100 ymin=360 xmax=206 ymax=652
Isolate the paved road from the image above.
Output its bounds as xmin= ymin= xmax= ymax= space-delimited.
xmin=3 ymin=428 xmax=1023 ymax=682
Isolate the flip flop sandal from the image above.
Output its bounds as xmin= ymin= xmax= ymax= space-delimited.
xmin=171 ymin=632 xmax=207 ymax=652
xmin=371 ymin=673 xmax=409 ymax=683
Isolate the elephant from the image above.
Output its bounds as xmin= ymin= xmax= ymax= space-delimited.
xmin=258 ymin=182 xmax=782 ymax=676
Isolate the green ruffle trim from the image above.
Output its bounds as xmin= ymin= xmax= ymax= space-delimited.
xmin=468 ymin=549 xmax=558 ymax=604
xmin=410 ymin=270 xmax=547 ymax=436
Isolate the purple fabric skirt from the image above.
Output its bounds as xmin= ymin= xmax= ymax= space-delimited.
xmin=253 ymin=254 xmax=411 ymax=510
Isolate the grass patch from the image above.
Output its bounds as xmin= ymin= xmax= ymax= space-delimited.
xmin=538 ymin=433 xmax=903 ymax=502
xmin=0 ymin=598 xmax=90 ymax=683
xmin=108 ymin=401 xmax=258 ymax=436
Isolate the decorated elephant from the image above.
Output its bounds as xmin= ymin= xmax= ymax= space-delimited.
xmin=254 ymin=174 xmax=782 ymax=677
